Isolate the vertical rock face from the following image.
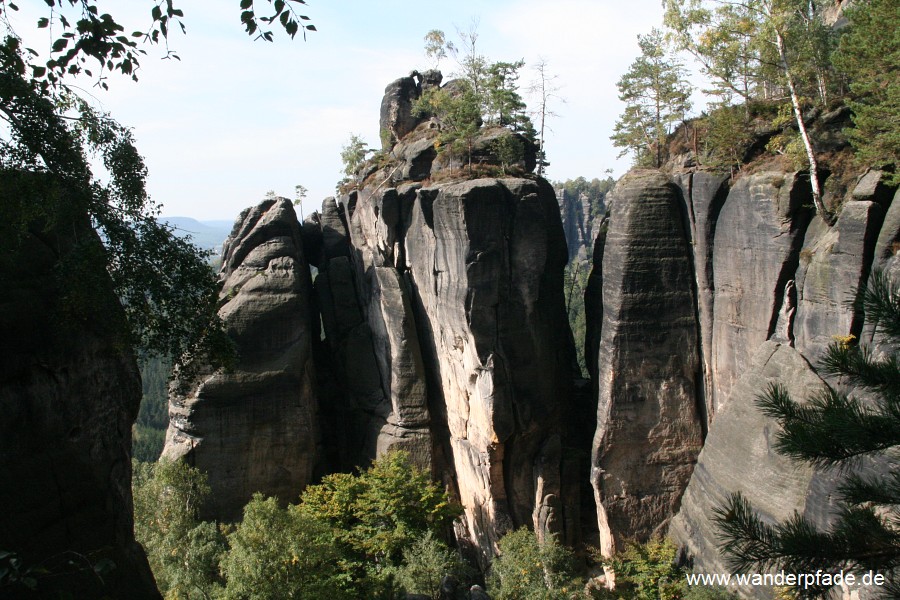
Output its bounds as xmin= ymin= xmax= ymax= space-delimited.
xmin=404 ymin=178 xmax=575 ymax=559
xmin=669 ymin=342 xmax=837 ymax=595
xmin=589 ymin=170 xmax=703 ymax=556
xmin=0 ymin=221 xmax=159 ymax=598
xmin=673 ymin=172 xmax=730 ymax=428
xmin=710 ymin=172 xmax=814 ymax=411
xmin=557 ymin=187 xmax=598 ymax=261
xmin=794 ymin=201 xmax=884 ymax=362
xmin=312 ymin=174 xmax=577 ymax=562
xmin=164 ymin=198 xmax=318 ymax=521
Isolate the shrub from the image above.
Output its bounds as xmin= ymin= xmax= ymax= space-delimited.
xmin=488 ymin=528 xmax=579 ymax=599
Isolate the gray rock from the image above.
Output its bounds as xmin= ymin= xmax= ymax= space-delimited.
xmin=710 ymin=171 xmax=814 ymax=411
xmin=794 ymin=201 xmax=884 ymax=363
xmin=380 ymin=75 xmax=424 ymax=150
xmin=164 ymin=198 xmax=318 ymax=521
xmin=0 ymin=221 xmax=159 ymax=598
xmin=669 ymin=341 xmax=839 ymax=599
xmin=852 ymin=169 xmax=894 ymax=206
xmin=673 ymin=171 xmax=730 ymax=429
xmin=589 ymin=170 xmax=703 ymax=558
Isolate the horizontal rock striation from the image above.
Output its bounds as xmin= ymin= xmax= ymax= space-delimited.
xmin=589 ymin=170 xmax=704 ymax=557
xmin=164 ymin=198 xmax=318 ymax=521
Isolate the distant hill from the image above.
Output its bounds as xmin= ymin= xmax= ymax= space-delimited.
xmin=161 ymin=217 xmax=233 ymax=254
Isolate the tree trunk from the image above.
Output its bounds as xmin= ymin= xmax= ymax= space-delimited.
xmin=775 ymin=28 xmax=833 ymax=225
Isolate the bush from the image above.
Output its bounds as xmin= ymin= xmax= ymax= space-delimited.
xmin=488 ymin=528 xmax=579 ymax=599
xmin=220 ymin=494 xmax=350 ymax=600
xmin=396 ymin=531 xmax=470 ymax=600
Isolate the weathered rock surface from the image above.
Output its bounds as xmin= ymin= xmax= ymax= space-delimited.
xmin=710 ymin=172 xmax=814 ymax=411
xmin=794 ymin=200 xmax=883 ymax=363
xmin=673 ymin=172 xmax=730 ymax=428
xmin=589 ymin=170 xmax=703 ymax=557
xmin=0 ymin=220 xmax=159 ymax=598
xmin=669 ymin=341 xmax=837 ymax=597
xmin=163 ymin=198 xmax=318 ymax=521
xmin=380 ymin=74 xmax=424 ymax=151
xmin=405 ymin=178 xmax=575 ymax=560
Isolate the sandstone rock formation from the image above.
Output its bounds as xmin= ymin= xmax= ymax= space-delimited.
xmin=163 ymin=198 xmax=318 ymax=521
xmin=709 ymin=171 xmax=814 ymax=411
xmin=589 ymin=170 xmax=704 ymax=557
xmin=0 ymin=220 xmax=159 ymax=598
xmin=669 ymin=342 xmax=837 ymax=596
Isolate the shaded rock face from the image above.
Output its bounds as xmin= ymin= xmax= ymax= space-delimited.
xmin=0 ymin=221 xmax=159 ymax=598
xmin=588 ymin=170 xmax=704 ymax=557
xmin=669 ymin=342 xmax=837 ymax=597
xmin=164 ymin=198 xmax=318 ymax=521
xmin=557 ymin=187 xmax=601 ymax=262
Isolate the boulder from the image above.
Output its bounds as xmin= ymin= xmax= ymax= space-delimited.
xmin=380 ymin=75 xmax=424 ymax=150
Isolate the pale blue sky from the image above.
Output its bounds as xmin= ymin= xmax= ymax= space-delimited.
xmin=11 ymin=1 xmax=670 ymax=221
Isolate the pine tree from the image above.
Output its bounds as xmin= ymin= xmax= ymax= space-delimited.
xmin=611 ymin=28 xmax=692 ymax=168
xmin=715 ymin=270 xmax=900 ymax=597
xmin=833 ymin=0 xmax=900 ymax=185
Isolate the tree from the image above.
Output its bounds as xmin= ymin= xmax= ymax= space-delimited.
xmin=714 ymin=270 xmax=900 ymax=597
xmin=414 ymin=82 xmax=482 ymax=171
xmin=529 ymin=58 xmax=564 ymax=177
xmin=0 ymin=0 xmax=314 ymax=88
xmin=395 ymin=532 xmax=469 ymax=600
xmin=338 ymin=133 xmax=371 ymax=189
xmin=299 ymin=451 xmax=460 ymax=567
xmin=611 ymin=28 xmax=692 ymax=168
xmin=0 ymin=2 xmax=318 ymax=374
xmin=663 ymin=0 xmax=835 ymax=224
xmin=833 ymin=0 xmax=900 ymax=184
xmin=424 ymin=29 xmax=454 ymax=69
xmin=132 ymin=460 xmax=227 ymax=599
xmin=487 ymin=528 xmax=578 ymax=600
xmin=220 ymin=494 xmax=350 ymax=600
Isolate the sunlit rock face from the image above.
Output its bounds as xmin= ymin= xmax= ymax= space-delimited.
xmin=164 ymin=198 xmax=318 ymax=521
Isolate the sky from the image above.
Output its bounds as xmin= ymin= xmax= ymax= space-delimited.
xmin=9 ymin=0 xmax=673 ymax=221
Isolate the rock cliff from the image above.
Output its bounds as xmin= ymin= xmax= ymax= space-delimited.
xmin=163 ymin=198 xmax=318 ymax=520
xmin=0 ymin=218 xmax=159 ymax=598
xmin=159 ymin=68 xmax=897 ymax=592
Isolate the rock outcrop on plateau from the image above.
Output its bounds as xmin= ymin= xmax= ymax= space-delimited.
xmin=159 ymin=68 xmax=897 ymax=595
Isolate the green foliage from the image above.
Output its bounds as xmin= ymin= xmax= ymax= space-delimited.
xmin=611 ymin=28 xmax=692 ymax=168
xmin=415 ymin=83 xmax=482 ymax=170
xmin=0 ymin=39 xmax=233 ymax=380
xmin=220 ymin=494 xmax=350 ymax=600
xmin=133 ymin=354 xmax=173 ymax=462
xmin=492 ymin=133 xmax=525 ymax=174
xmin=605 ymin=538 xmax=685 ymax=600
xmin=702 ymin=104 xmax=755 ymax=172
xmin=299 ymin=451 xmax=460 ymax=567
xmin=833 ymin=0 xmax=900 ymax=183
xmin=396 ymin=531 xmax=469 ymax=600
xmin=338 ymin=133 xmax=371 ymax=189
xmin=714 ymin=270 xmax=900 ymax=597
xmin=132 ymin=459 xmax=227 ymax=599
xmin=488 ymin=528 xmax=579 ymax=599
xmin=0 ymin=0 xmax=314 ymax=89
xmin=424 ymin=29 xmax=455 ymax=69
xmin=564 ymin=259 xmax=591 ymax=376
